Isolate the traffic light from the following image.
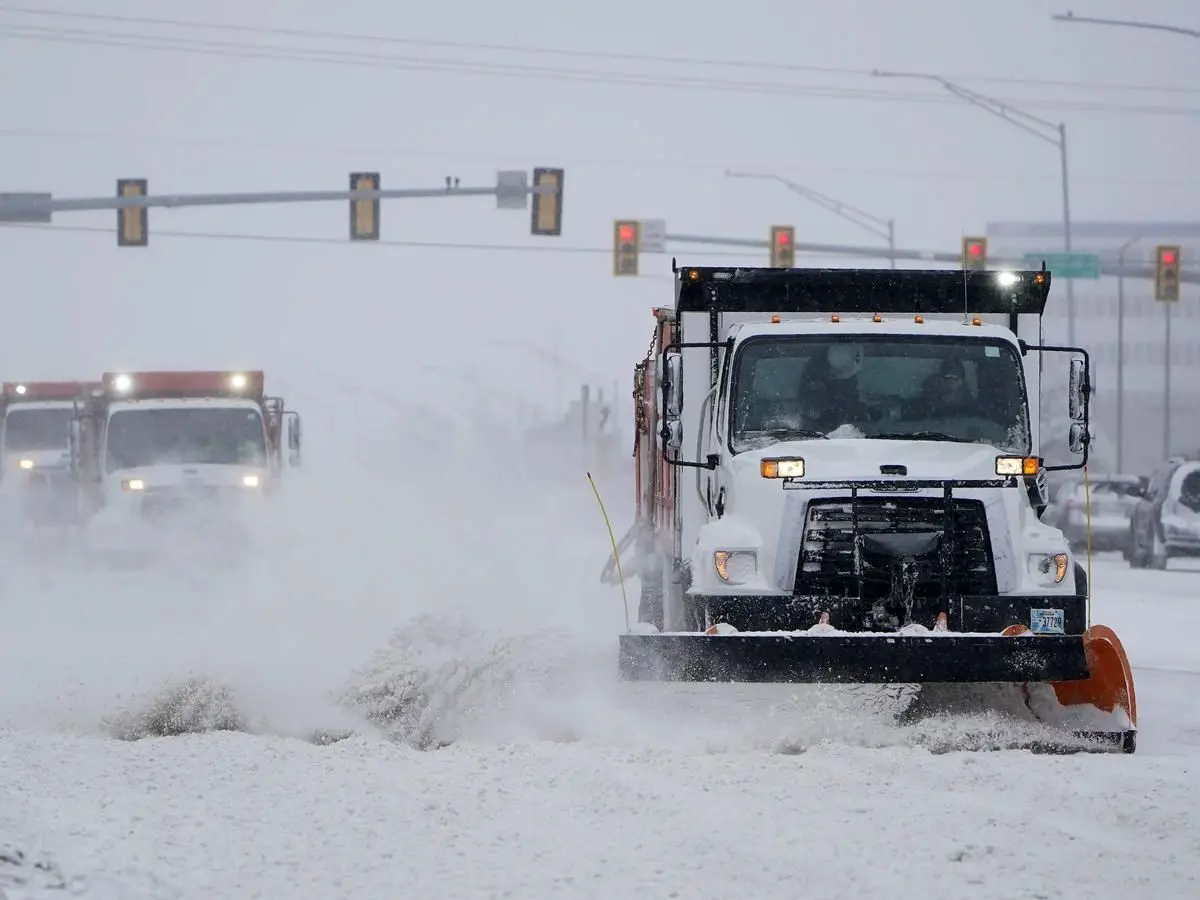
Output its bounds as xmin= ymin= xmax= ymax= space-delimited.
xmin=769 ymin=225 xmax=795 ymax=268
xmin=530 ymin=167 xmax=564 ymax=236
xmin=116 ymin=178 xmax=148 ymax=247
xmin=1155 ymin=245 xmax=1181 ymax=302
xmin=962 ymin=236 xmax=987 ymax=270
xmin=349 ymin=172 xmax=380 ymax=241
xmin=613 ymin=220 xmax=640 ymax=276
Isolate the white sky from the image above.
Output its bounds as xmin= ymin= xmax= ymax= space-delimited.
xmin=0 ymin=0 xmax=1196 ymax=428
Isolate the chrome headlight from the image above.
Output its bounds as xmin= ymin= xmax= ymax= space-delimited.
xmin=714 ymin=550 xmax=756 ymax=585
xmin=1028 ymin=553 xmax=1068 ymax=586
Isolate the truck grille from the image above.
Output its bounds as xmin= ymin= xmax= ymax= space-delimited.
xmin=140 ymin=487 xmax=237 ymax=519
xmin=797 ymin=496 xmax=997 ymax=600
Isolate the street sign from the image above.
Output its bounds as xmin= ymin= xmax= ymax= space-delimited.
xmin=0 ymin=192 xmax=52 ymax=223
xmin=495 ymin=170 xmax=528 ymax=210
xmin=640 ymin=219 xmax=667 ymax=254
xmin=1022 ymin=251 xmax=1101 ymax=279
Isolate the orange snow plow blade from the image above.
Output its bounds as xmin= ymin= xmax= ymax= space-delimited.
xmin=1050 ymin=624 xmax=1137 ymax=730
xmin=1002 ymin=622 xmax=1137 ymax=753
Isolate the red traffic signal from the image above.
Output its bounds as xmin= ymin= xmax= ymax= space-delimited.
xmin=962 ymin=236 xmax=988 ymax=270
xmin=613 ymin=219 xmax=640 ymax=277
xmin=769 ymin=225 xmax=796 ymax=267
xmin=1156 ymin=244 xmax=1181 ymax=302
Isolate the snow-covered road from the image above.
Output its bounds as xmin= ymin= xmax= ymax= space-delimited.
xmin=2 ymin=456 xmax=1198 ymax=899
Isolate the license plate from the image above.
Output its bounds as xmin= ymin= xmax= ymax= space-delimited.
xmin=1030 ymin=608 xmax=1065 ymax=635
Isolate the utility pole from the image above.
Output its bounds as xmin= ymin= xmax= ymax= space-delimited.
xmin=872 ymin=70 xmax=1078 ymax=344
xmin=1114 ymin=237 xmax=1140 ymax=472
xmin=725 ymin=170 xmax=897 ymax=268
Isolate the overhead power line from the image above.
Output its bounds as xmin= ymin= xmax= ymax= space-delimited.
xmin=0 ymin=5 xmax=1195 ymax=97
xmin=0 ymin=23 xmax=1196 ymax=117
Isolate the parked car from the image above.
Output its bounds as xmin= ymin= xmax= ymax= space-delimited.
xmin=1129 ymin=456 xmax=1200 ymax=569
xmin=1047 ymin=473 xmax=1146 ymax=554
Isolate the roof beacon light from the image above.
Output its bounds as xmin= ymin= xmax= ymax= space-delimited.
xmin=996 ymin=271 xmax=1019 ymax=287
xmin=230 ymin=373 xmax=248 ymax=390
xmin=14 ymin=384 xmax=26 ymax=395
xmin=113 ymin=374 xmax=133 ymax=392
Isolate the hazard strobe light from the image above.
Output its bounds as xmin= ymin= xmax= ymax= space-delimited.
xmin=103 ymin=370 xmax=265 ymax=399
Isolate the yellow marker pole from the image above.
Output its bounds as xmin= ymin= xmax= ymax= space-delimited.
xmin=587 ymin=471 xmax=630 ymax=631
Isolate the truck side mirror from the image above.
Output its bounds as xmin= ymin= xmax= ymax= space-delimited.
xmin=663 ymin=352 xmax=683 ymax=420
xmin=1068 ymin=422 xmax=1088 ymax=454
xmin=286 ymin=413 xmax=302 ymax=466
xmin=1068 ymin=357 xmax=1088 ymax=421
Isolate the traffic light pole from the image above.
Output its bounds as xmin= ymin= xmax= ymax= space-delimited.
xmin=649 ymin=230 xmax=1197 ymax=283
xmin=1164 ymin=299 xmax=1173 ymax=458
xmin=0 ymin=181 xmax=559 ymax=216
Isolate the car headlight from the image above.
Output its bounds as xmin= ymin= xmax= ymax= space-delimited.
xmin=121 ymin=478 xmax=145 ymax=492
xmin=18 ymin=459 xmax=34 ymax=470
xmin=241 ymin=474 xmax=261 ymax=488
xmin=714 ymin=550 xmax=756 ymax=585
xmin=1028 ymin=553 xmax=1068 ymax=586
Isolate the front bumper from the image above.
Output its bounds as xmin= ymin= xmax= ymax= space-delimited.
xmin=617 ymin=631 xmax=1091 ymax=684
xmin=696 ymin=592 xmax=1086 ymax=635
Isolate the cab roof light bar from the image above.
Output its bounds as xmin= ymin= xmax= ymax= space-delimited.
xmin=2 ymin=381 xmax=101 ymax=400
xmin=102 ymin=370 xmax=266 ymax=400
xmin=674 ymin=267 xmax=1051 ymax=316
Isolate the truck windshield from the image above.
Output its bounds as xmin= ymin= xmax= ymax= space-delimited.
xmin=729 ymin=334 xmax=1030 ymax=454
xmin=105 ymin=407 xmax=267 ymax=472
xmin=4 ymin=407 xmax=72 ymax=451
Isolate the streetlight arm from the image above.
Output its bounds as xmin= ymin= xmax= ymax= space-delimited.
xmin=1051 ymin=12 xmax=1200 ymax=39
xmin=725 ymin=170 xmax=892 ymax=241
xmin=872 ymin=70 xmax=1061 ymax=146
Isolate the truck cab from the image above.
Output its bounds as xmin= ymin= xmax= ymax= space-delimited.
xmin=639 ymin=266 xmax=1091 ymax=635
xmin=1 ymin=380 xmax=99 ymax=527
xmin=70 ymin=370 xmax=301 ymax=542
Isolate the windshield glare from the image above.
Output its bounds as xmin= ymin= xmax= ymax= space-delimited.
xmin=729 ymin=335 xmax=1030 ymax=453
xmin=4 ymin=408 xmax=72 ymax=452
xmin=105 ymin=407 xmax=267 ymax=472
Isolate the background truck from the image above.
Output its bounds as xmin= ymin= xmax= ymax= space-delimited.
xmin=0 ymin=380 xmax=100 ymax=529
xmin=610 ymin=263 xmax=1137 ymax=753
xmin=69 ymin=370 xmax=301 ymax=553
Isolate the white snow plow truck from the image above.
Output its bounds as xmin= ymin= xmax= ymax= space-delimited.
xmin=69 ymin=370 xmax=301 ymax=557
xmin=610 ymin=263 xmax=1137 ymax=753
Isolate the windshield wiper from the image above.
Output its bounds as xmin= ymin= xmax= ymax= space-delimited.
xmin=868 ymin=431 xmax=976 ymax=443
